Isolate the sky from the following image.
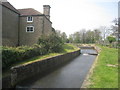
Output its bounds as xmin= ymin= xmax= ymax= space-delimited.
xmin=7 ymin=0 xmax=119 ymax=36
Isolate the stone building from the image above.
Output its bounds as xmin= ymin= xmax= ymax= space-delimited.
xmin=0 ymin=0 xmax=53 ymax=46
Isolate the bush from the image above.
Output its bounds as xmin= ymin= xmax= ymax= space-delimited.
xmin=38 ymin=34 xmax=64 ymax=53
xmin=2 ymin=34 xmax=64 ymax=70
xmin=107 ymin=36 xmax=116 ymax=44
xmin=2 ymin=44 xmax=48 ymax=70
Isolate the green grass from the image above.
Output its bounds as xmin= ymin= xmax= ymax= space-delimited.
xmin=3 ymin=44 xmax=79 ymax=77
xmin=12 ymin=43 xmax=79 ymax=66
xmin=89 ymin=46 xmax=118 ymax=88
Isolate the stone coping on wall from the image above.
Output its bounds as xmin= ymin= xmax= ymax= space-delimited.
xmin=10 ymin=49 xmax=80 ymax=87
xmin=11 ymin=49 xmax=80 ymax=68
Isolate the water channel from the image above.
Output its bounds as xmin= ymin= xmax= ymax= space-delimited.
xmin=16 ymin=49 xmax=97 ymax=88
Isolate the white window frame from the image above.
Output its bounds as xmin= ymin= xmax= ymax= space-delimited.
xmin=27 ymin=16 xmax=33 ymax=22
xmin=26 ymin=26 xmax=34 ymax=32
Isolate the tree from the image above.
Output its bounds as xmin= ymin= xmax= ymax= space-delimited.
xmin=38 ymin=33 xmax=64 ymax=53
xmin=79 ymin=29 xmax=86 ymax=43
xmin=61 ymin=32 xmax=68 ymax=43
xmin=68 ymin=34 xmax=74 ymax=43
xmin=94 ymin=29 xmax=101 ymax=43
xmin=55 ymin=30 xmax=61 ymax=37
xmin=107 ymin=36 xmax=116 ymax=44
xmin=85 ymin=30 xmax=94 ymax=43
xmin=73 ymin=32 xmax=81 ymax=43
xmin=67 ymin=29 xmax=102 ymax=44
xmin=110 ymin=18 xmax=118 ymax=41
xmin=55 ymin=30 xmax=68 ymax=43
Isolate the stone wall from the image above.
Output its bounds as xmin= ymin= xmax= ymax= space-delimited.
xmin=79 ymin=46 xmax=94 ymax=49
xmin=19 ymin=15 xmax=53 ymax=46
xmin=19 ymin=16 xmax=43 ymax=46
xmin=2 ymin=6 xmax=19 ymax=46
xmin=10 ymin=49 xmax=80 ymax=87
xmin=43 ymin=16 xmax=52 ymax=35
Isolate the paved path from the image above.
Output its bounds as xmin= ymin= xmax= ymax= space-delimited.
xmin=17 ymin=49 xmax=97 ymax=88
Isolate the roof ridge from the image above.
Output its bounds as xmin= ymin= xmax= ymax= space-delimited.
xmin=18 ymin=8 xmax=43 ymax=16
xmin=17 ymin=8 xmax=34 ymax=10
xmin=2 ymin=2 xmax=20 ymax=14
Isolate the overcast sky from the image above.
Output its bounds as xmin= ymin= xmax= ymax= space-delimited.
xmin=7 ymin=0 xmax=119 ymax=35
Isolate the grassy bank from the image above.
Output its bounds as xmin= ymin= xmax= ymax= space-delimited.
xmin=13 ymin=43 xmax=79 ymax=66
xmin=89 ymin=46 xmax=118 ymax=88
xmin=3 ymin=44 xmax=79 ymax=77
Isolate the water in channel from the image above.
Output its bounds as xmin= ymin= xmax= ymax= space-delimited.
xmin=16 ymin=49 xmax=97 ymax=88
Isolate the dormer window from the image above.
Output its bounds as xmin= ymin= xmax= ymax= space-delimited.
xmin=27 ymin=16 xmax=33 ymax=22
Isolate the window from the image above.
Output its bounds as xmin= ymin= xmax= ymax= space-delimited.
xmin=27 ymin=16 xmax=33 ymax=22
xmin=26 ymin=26 xmax=34 ymax=32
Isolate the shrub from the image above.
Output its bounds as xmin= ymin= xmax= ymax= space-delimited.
xmin=107 ymin=36 xmax=116 ymax=44
xmin=2 ymin=44 xmax=48 ymax=70
xmin=38 ymin=34 xmax=64 ymax=53
xmin=2 ymin=34 xmax=64 ymax=70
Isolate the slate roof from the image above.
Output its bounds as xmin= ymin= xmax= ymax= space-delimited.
xmin=18 ymin=8 xmax=42 ymax=16
xmin=2 ymin=2 xmax=20 ymax=14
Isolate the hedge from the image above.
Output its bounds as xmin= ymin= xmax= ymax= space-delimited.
xmin=2 ymin=34 xmax=64 ymax=70
xmin=2 ymin=44 xmax=47 ymax=69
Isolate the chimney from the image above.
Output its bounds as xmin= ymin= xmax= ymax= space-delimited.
xmin=43 ymin=5 xmax=51 ymax=20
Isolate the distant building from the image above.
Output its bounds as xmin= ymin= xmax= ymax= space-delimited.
xmin=0 ymin=0 xmax=53 ymax=46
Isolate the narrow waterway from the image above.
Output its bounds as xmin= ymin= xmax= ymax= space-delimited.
xmin=16 ymin=49 xmax=97 ymax=88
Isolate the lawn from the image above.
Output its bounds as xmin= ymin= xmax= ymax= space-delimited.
xmin=88 ymin=46 xmax=118 ymax=88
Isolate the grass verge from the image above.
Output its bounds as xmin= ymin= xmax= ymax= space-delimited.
xmin=88 ymin=46 xmax=118 ymax=88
